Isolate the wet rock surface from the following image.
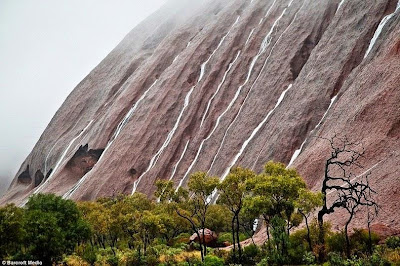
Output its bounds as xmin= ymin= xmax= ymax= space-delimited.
xmin=1 ymin=0 xmax=400 ymax=232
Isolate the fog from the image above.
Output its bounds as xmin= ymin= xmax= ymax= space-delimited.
xmin=0 ymin=0 xmax=166 ymax=196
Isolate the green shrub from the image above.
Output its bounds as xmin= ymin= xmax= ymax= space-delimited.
xmin=203 ymin=255 xmax=224 ymax=266
xmin=216 ymin=232 xmax=232 ymax=246
xmin=144 ymin=253 xmax=160 ymax=265
xmin=386 ymin=236 xmax=400 ymax=249
xmin=289 ymin=229 xmax=308 ymax=263
xmin=74 ymin=244 xmax=97 ymax=265
xmin=171 ymin=233 xmax=191 ymax=247
xmin=350 ymin=228 xmax=380 ymax=255
xmin=216 ymin=232 xmax=248 ymax=246
xmin=106 ymin=255 xmax=119 ymax=266
xmin=256 ymin=258 xmax=269 ymax=266
xmin=303 ymin=251 xmax=316 ymax=265
xmin=242 ymin=244 xmax=261 ymax=265
xmin=326 ymin=231 xmax=346 ymax=254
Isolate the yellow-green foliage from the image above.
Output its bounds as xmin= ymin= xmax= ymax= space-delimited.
xmin=62 ymin=255 xmax=90 ymax=266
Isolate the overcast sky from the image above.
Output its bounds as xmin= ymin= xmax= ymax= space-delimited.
xmin=0 ymin=0 xmax=166 ymax=194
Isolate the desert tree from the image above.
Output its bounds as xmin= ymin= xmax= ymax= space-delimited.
xmin=245 ymin=161 xmax=306 ymax=257
xmin=217 ymin=167 xmax=256 ymax=263
xmin=155 ymin=172 xmax=219 ymax=262
xmin=295 ymin=189 xmax=323 ymax=252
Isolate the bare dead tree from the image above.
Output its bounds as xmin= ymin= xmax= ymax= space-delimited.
xmin=337 ymin=173 xmax=378 ymax=258
xmin=316 ymin=134 xmax=370 ymax=260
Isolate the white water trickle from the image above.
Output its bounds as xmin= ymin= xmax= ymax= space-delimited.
xmin=34 ymin=120 xmax=94 ymax=195
xmin=245 ymin=28 xmax=255 ymax=46
xmin=131 ymin=86 xmax=195 ymax=194
xmin=172 ymin=55 xmax=179 ymax=64
xmin=154 ymin=140 xmax=190 ymax=202
xmin=287 ymin=96 xmax=337 ymax=167
xmin=186 ymin=41 xmax=191 ymax=48
xmin=200 ymin=50 xmax=241 ymax=128
xmin=169 ymin=140 xmax=190 ymax=181
xmin=210 ymin=85 xmax=292 ymax=201
xmin=111 ymin=80 xmax=158 ymax=145
xmin=336 ymin=0 xmax=345 ymax=12
xmin=364 ymin=1 xmax=400 ymax=59
xmin=44 ymin=139 xmax=61 ymax=175
xmin=253 ymin=219 xmax=259 ymax=232
xmin=198 ymin=16 xmax=240 ymax=83
xmin=63 ymin=81 xmax=158 ymax=199
xmin=327 ymin=160 xmax=383 ymax=195
xmin=132 ymin=17 xmax=242 ymax=193
xmin=265 ymin=0 xmax=278 ymax=17
xmin=208 ymin=0 xmax=300 ymax=173
xmin=222 ymin=85 xmax=291 ymax=180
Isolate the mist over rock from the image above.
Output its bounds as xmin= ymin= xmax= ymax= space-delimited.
xmin=2 ymin=0 xmax=400 ymax=232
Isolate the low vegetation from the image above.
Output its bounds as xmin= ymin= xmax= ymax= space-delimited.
xmin=0 ymin=162 xmax=397 ymax=265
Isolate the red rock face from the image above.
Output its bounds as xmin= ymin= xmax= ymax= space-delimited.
xmin=2 ymin=0 xmax=400 ymax=231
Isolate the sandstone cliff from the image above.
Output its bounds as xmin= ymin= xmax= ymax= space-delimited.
xmin=2 ymin=0 xmax=400 ymax=231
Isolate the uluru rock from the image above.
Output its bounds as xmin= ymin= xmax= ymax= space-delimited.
xmin=1 ymin=0 xmax=400 ymax=233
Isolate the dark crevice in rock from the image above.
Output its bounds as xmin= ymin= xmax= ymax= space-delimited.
xmin=290 ymin=36 xmax=315 ymax=80
xmin=45 ymin=169 xmax=53 ymax=179
xmin=129 ymin=168 xmax=137 ymax=176
xmin=34 ymin=170 xmax=44 ymax=187
xmin=17 ymin=165 xmax=31 ymax=184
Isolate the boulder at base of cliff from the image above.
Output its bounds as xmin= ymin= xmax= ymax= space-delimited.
xmin=189 ymin=228 xmax=218 ymax=246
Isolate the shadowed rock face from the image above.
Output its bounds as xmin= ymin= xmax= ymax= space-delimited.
xmin=2 ymin=0 xmax=400 ymax=231
xmin=34 ymin=170 xmax=44 ymax=187
xmin=17 ymin=165 xmax=31 ymax=184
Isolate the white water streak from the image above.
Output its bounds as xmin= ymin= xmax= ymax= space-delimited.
xmin=287 ymin=96 xmax=337 ymax=167
xmin=112 ymin=80 xmax=158 ymax=146
xmin=364 ymin=1 xmax=400 ymax=59
xmin=200 ymin=51 xmax=241 ymax=128
xmin=245 ymin=28 xmax=255 ymax=46
xmin=178 ymin=76 xmax=249 ymax=190
xmin=131 ymin=17 xmax=241 ymax=193
xmin=326 ymin=160 xmax=383 ymax=195
xmin=208 ymin=0 xmax=300 ymax=173
xmin=210 ymin=85 xmax=292 ymax=202
xmin=198 ymin=16 xmax=240 ymax=83
xmin=336 ymin=0 xmax=345 ymax=12
xmin=34 ymin=120 xmax=94 ymax=195
xmin=221 ymin=84 xmax=291 ymax=181
xmin=266 ymin=0 xmax=278 ymax=17
xmin=44 ymin=139 xmax=61 ymax=175
xmin=63 ymin=81 xmax=158 ymax=199
xmin=169 ymin=140 xmax=190 ymax=181
xmin=131 ymin=86 xmax=195 ymax=194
